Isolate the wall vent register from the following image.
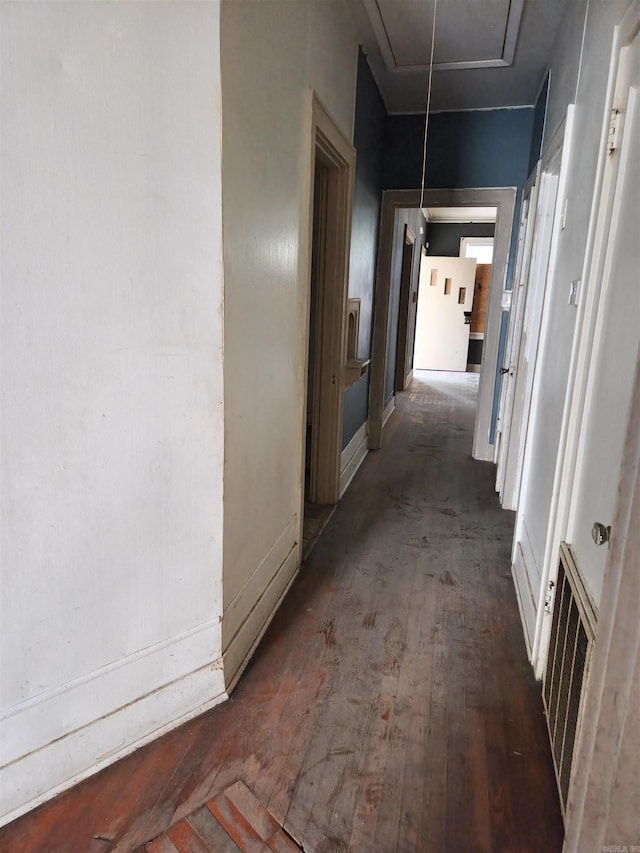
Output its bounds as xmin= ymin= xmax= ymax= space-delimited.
xmin=543 ymin=543 xmax=596 ymax=813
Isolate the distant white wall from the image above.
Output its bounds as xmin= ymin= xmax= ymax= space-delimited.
xmin=1 ymin=1 xmax=225 ymax=824
xmin=220 ymin=0 xmax=358 ymax=682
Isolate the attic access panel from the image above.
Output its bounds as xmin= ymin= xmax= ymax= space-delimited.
xmin=366 ymin=0 xmax=523 ymax=71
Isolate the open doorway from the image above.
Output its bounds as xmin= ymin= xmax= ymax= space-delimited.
xmin=413 ymin=207 xmax=496 ymax=374
xmin=393 ymin=225 xmax=418 ymax=391
xmin=305 ymin=160 xmax=328 ymax=505
xmin=302 ymin=96 xmax=355 ymax=558
xmin=460 ymin=236 xmax=494 ymax=373
xmin=369 ymin=188 xmax=516 ymax=460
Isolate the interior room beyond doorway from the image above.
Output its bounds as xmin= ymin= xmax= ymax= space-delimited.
xmin=368 ymin=188 xmax=514 ymax=463
xmin=415 ymin=206 xmax=496 ymax=375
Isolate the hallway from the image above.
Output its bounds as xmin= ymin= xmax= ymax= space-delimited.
xmin=0 ymin=372 xmax=564 ymax=852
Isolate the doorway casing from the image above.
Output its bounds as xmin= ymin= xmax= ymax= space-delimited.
xmin=394 ymin=224 xmax=417 ymax=392
xmin=369 ymin=188 xmax=516 ymax=459
xmin=301 ymin=95 xmax=355 ymax=533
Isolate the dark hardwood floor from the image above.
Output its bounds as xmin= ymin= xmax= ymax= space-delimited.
xmin=0 ymin=371 xmax=564 ymax=852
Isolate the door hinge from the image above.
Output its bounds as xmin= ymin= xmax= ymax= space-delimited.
xmin=544 ymin=580 xmax=555 ymax=613
xmin=608 ymin=108 xmax=621 ymax=157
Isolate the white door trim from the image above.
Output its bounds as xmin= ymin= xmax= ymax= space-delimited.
xmin=494 ymin=164 xmax=540 ymax=490
xmin=500 ymin=110 xmax=575 ymax=511
xmin=562 ymin=15 xmax=640 ymax=845
xmin=530 ymin=4 xmax=640 ymax=677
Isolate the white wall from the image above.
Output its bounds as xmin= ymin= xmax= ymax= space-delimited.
xmin=565 ymin=358 xmax=640 ymax=849
xmin=1 ymin=1 xmax=225 ymax=824
xmin=413 ymin=256 xmax=476 ymax=372
xmin=514 ymin=0 xmax=630 ymax=583
xmin=508 ymin=0 xmax=638 ymax=840
xmin=220 ymin=0 xmax=358 ymax=683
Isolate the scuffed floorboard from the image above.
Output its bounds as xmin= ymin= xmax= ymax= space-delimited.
xmin=145 ymin=782 xmax=302 ymax=853
xmin=0 ymin=371 xmax=564 ymax=852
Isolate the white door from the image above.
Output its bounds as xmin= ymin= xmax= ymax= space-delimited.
xmin=565 ymin=33 xmax=640 ymax=610
xmin=494 ymin=176 xmax=538 ymax=488
xmin=498 ymin=170 xmax=558 ymax=507
xmin=414 ymin=255 xmax=476 ymax=371
xmin=499 ymin=111 xmax=574 ymax=511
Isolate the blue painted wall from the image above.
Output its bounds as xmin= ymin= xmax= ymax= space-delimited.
xmin=383 ymin=108 xmax=535 ymax=190
xmin=425 ymin=222 xmax=495 ymax=257
xmin=529 ymin=75 xmax=549 ymax=176
xmin=342 ymin=50 xmax=387 ymax=450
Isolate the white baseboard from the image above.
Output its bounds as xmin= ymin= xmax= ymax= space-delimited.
xmin=2 ymin=617 xmax=222 ymax=769
xmin=223 ymin=516 xmax=300 ymax=691
xmin=512 ymin=540 xmax=538 ymax=659
xmin=382 ymin=397 xmax=395 ymax=429
xmin=1 ymin=659 xmax=226 ymax=827
xmin=339 ymin=420 xmax=369 ymax=498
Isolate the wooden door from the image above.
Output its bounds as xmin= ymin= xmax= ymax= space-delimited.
xmin=303 ymin=98 xmax=355 ymax=508
xmin=470 ymin=263 xmax=491 ymax=334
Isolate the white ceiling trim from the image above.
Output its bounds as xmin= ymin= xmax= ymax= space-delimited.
xmin=424 ymin=206 xmax=498 ymax=223
xmin=363 ymin=0 xmax=524 ymax=73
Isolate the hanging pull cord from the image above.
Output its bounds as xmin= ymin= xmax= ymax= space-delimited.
xmin=419 ymin=0 xmax=438 ymax=212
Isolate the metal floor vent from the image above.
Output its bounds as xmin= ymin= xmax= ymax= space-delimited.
xmin=543 ymin=543 xmax=596 ymax=813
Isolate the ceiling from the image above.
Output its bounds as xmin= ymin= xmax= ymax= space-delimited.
xmin=424 ymin=206 xmax=497 ymax=222
xmin=348 ymin=0 xmax=568 ymax=113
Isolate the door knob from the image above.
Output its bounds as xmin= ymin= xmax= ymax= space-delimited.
xmin=591 ymin=522 xmax=611 ymax=546
xmin=500 ymin=367 xmax=509 ymax=374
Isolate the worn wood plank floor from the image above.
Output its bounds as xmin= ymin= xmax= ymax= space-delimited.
xmin=0 ymin=371 xmax=564 ymax=852
xmin=143 ymin=780 xmax=302 ymax=852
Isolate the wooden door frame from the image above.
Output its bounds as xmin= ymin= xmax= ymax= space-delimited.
xmin=303 ymin=95 xmax=355 ymax=507
xmin=565 ymin=353 xmax=640 ymax=847
xmin=368 ymin=187 xmax=516 ymax=458
xmin=394 ymin=225 xmax=416 ymax=392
